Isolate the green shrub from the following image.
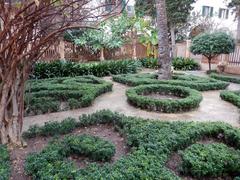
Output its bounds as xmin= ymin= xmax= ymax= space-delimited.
xmin=180 ymin=143 xmax=240 ymax=177
xmin=220 ymin=90 xmax=240 ymax=108
xmin=31 ymin=60 xmax=141 ymax=79
xmin=172 ymin=57 xmax=200 ymax=71
xmin=126 ymin=84 xmax=202 ymax=113
xmin=113 ymin=73 xmax=229 ymax=91
xmin=24 ymin=76 xmax=112 ymax=116
xmin=0 ymin=145 xmax=10 ymax=180
xmin=138 ymin=58 xmax=159 ymax=69
xmin=24 ymin=110 xmax=240 ymax=179
xmin=210 ymin=73 xmax=240 ymax=84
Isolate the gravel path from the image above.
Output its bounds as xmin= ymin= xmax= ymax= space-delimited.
xmin=23 ymin=71 xmax=240 ymax=131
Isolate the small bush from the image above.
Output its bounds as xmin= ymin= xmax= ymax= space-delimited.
xmin=220 ymin=90 xmax=240 ymax=108
xmin=172 ymin=57 xmax=200 ymax=71
xmin=113 ymin=73 xmax=229 ymax=91
xmin=180 ymin=143 xmax=240 ymax=177
xmin=0 ymin=145 xmax=10 ymax=180
xmin=210 ymin=73 xmax=240 ymax=84
xmin=31 ymin=60 xmax=141 ymax=79
xmin=138 ymin=58 xmax=159 ymax=69
xmin=126 ymin=84 xmax=202 ymax=113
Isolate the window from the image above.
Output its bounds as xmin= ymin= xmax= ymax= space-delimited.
xmin=219 ymin=8 xmax=229 ymax=19
xmin=202 ymin=6 xmax=214 ymax=17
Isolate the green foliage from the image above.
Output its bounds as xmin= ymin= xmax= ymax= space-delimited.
xmin=24 ymin=76 xmax=112 ymax=115
xmin=172 ymin=57 xmax=200 ymax=71
xmin=23 ymin=110 xmax=240 ymax=179
xmin=220 ymin=90 xmax=240 ymax=108
xmin=126 ymin=84 xmax=202 ymax=113
xmin=31 ymin=60 xmax=141 ymax=79
xmin=210 ymin=73 xmax=240 ymax=84
xmin=0 ymin=145 xmax=10 ymax=180
xmin=138 ymin=58 xmax=158 ymax=69
xmin=180 ymin=143 xmax=240 ymax=177
xmin=25 ymin=134 xmax=115 ymax=179
xmin=113 ymin=73 xmax=229 ymax=91
xmin=190 ymin=32 xmax=235 ymax=59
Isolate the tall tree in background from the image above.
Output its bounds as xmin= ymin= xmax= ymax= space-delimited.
xmin=135 ymin=0 xmax=195 ymax=57
xmin=155 ymin=0 xmax=172 ymax=79
xmin=229 ymin=0 xmax=240 ymax=42
xmin=0 ymin=0 xmax=125 ymax=146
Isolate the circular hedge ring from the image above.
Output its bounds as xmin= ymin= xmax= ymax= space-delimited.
xmin=126 ymin=84 xmax=203 ymax=113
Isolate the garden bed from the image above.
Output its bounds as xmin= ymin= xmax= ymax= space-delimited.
xmin=126 ymin=84 xmax=202 ymax=113
xmin=220 ymin=90 xmax=240 ymax=108
xmin=4 ymin=110 xmax=240 ymax=179
xmin=24 ymin=76 xmax=112 ymax=116
xmin=113 ymin=73 xmax=229 ymax=91
xmin=210 ymin=73 xmax=240 ymax=84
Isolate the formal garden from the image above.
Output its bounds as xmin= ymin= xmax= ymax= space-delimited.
xmin=2 ymin=0 xmax=240 ymax=180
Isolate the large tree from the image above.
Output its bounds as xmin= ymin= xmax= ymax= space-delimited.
xmin=0 ymin=0 xmax=125 ymax=146
xmin=155 ymin=0 xmax=171 ymax=79
xmin=135 ymin=0 xmax=195 ymax=57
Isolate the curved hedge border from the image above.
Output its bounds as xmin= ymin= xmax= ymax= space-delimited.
xmin=210 ymin=73 xmax=240 ymax=84
xmin=126 ymin=84 xmax=202 ymax=113
xmin=23 ymin=110 xmax=240 ymax=179
xmin=220 ymin=90 xmax=240 ymax=108
xmin=25 ymin=76 xmax=112 ymax=116
xmin=0 ymin=145 xmax=10 ymax=180
xmin=25 ymin=134 xmax=115 ymax=177
xmin=113 ymin=73 xmax=229 ymax=91
xmin=180 ymin=143 xmax=240 ymax=177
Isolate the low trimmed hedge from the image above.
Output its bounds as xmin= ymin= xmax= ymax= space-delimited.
xmin=126 ymin=84 xmax=202 ymax=113
xmin=113 ymin=73 xmax=229 ymax=91
xmin=23 ymin=110 xmax=240 ymax=179
xmin=25 ymin=134 xmax=115 ymax=178
xmin=0 ymin=145 xmax=10 ymax=180
xmin=210 ymin=73 xmax=240 ymax=84
xmin=172 ymin=57 xmax=200 ymax=71
xmin=31 ymin=60 xmax=141 ymax=79
xmin=220 ymin=90 xmax=240 ymax=108
xmin=25 ymin=76 xmax=112 ymax=116
xmin=180 ymin=143 xmax=240 ymax=177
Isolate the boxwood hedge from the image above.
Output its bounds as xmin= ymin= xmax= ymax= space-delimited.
xmin=25 ymin=76 xmax=112 ymax=116
xmin=180 ymin=143 xmax=240 ymax=177
xmin=210 ymin=73 xmax=240 ymax=84
xmin=23 ymin=110 xmax=240 ymax=179
xmin=220 ymin=90 xmax=240 ymax=108
xmin=113 ymin=73 xmax=229 ymax=91
xmin=126 ymin=84 xmax=202 ymax=113
xmin=0 ymin=145 xmax=10 ymax=180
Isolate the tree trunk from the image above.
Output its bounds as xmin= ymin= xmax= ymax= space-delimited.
xmin=155 ymin=0 xmax=172 ymax=80
xmin=208 ymin=58 xmax=212 ymax=71
xmin=237 ymin=13 xmax=240 ymax=43
xmin=100 ymin=48 xmax=105 ymax=61
xmin=170 ymin=25 xmax=177 ymax=58
xmin=0 ymin=68 xmax=25 ymax=146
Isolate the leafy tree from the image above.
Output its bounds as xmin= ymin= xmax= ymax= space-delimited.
xmin=190 ymin=32 xmax=235 ymax=71
xmin=68 ymin=14 xmax=134 ymax=60
xmin=135 ymin=0 xmax=195 ymax=57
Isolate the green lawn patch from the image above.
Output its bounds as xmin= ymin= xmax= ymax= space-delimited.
xmin=113 ymin=73 xmax=229 ymax=91
xmin=24 ymin=76 xmax=112 ymax=116
xmin=126 ymin=84 xmax=202 ymax=113
xmin=23 ymin=110 xmax=240 ymax=179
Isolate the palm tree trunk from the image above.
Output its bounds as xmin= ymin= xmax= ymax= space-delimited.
xmin=155 ymin=0 xmax=172 ymax=80
xmin=170 ymin=25 xmax=177 ymax=58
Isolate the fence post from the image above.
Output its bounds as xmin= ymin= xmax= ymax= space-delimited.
xmin=185 ymin=40 xmax=191 ymax=58
xmin=59 ymin=40 xmax=65 ymax=60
